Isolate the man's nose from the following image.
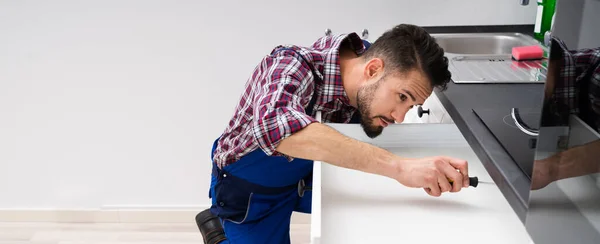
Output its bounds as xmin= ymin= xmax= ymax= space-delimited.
xmin=391 ymin=109 xmax=407 ymax=124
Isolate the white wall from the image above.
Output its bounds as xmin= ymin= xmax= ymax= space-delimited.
xmin=0 ymin=0 xmax=537 ymax=209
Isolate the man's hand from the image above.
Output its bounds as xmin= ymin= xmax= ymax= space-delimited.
xmin=392 ymin=156 xmax=469 ymax=197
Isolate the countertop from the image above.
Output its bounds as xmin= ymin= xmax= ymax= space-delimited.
xmin=425 ymin=24 xmax=543 ymax=222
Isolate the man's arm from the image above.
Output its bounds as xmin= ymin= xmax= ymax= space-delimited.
xmin=532 ymin=139 xmax=600 ymax=190
xmin=276 ymin=122 xmax=471 ymax=196
xmin=276 ymin=122 xmax=398 ymax=179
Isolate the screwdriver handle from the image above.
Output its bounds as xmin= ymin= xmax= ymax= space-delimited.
xmin=449 ymin=176 xmax=479 ymax=188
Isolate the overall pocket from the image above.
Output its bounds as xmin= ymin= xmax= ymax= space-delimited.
xmin=212 ymin=173 xmax=297 ymax=224
xmin=212 ymin=175 xmax=252 ymax=223
xmin=239 ymin=190 xmax=293 ymax=224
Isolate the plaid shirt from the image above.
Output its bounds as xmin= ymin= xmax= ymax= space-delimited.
xmin=212 ymin=33 xmax=366 ymax=168
xmin=550 ymin=37 xmax=600 ymax=130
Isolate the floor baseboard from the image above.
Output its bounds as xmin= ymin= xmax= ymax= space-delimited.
xmin=0 ymin=207 xmax=311 ymax=224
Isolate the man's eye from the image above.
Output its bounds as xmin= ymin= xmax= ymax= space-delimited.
xmin=400 ymin=94 xmax=407 ymax=101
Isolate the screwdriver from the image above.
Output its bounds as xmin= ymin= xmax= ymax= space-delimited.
xmin=448 ymin=176 xmax=494 ymax=188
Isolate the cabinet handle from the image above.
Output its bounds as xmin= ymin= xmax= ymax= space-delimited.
xmin=417 ymin=106 xmax=430 ymax=118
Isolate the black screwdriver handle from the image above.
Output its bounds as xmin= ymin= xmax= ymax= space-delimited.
xmin=449 ymin=176 xmax=479 ymax=188
xmin=469 ymin=176 xmax=479 ymax=187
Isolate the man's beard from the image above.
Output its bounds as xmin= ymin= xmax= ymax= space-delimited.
xmin=356 ymin=78 xmax=384 ymax=138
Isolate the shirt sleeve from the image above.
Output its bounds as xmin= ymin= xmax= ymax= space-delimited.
xmin=552 ymin=37 xmax=591 ymax=114
xmin=251 ymin=54 xmax=319 ymax=158
xmin=575 ymin=48 xmax=600 ymax=129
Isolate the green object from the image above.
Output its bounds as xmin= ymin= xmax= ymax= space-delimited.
xmin=534 ymin=0 xmax=556 ymax=43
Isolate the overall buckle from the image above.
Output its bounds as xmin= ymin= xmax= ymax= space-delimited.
xmin=297 ymin=179 xmax=312 ymax=197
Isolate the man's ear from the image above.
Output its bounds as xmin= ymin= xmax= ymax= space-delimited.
xmin=364 ymin=58 xmax=384 ymax=80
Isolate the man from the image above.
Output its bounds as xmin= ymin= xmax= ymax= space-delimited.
xmin=532 ymin=36 xmax=600 ymax=190
xmin=196 ymin=24 xmax=471 ymax=244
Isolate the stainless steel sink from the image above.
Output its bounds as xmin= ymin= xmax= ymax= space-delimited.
xmin=431 ymin=33 xmax=548 ymax=84
xmin=433 ymin=33 xmax=539 ymax=55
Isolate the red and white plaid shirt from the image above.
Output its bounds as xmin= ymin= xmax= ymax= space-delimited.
xmin=549 ymin=36 xmax=600 ymax=130
xmin=212 ymin=33 xmax=366 ymax=168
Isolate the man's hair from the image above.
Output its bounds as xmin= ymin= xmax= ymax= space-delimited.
xmin=362 ymin=24 xmax=451 ymax=91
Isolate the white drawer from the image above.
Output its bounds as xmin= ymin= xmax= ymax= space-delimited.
xmin=311 ymin=123 xmax=531 ymax=244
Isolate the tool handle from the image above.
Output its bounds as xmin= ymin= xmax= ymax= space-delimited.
xmin=449 ymin=176 xmax=479 ymax=188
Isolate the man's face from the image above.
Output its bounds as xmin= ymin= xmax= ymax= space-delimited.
xmin=356 ymin=69 xmax=432 ymax=138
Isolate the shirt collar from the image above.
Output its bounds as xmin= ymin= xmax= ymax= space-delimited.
xmin=317 ymin=32 xmax=365 ymax=107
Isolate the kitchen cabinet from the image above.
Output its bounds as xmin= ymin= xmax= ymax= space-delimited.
xmin=310 ymin=122 xmax=531 ymax=244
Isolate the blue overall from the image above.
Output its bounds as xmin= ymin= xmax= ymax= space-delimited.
xmin=208 ymin=139 xmax=314 ymax=244
xmin=207 ymin=40 xmax=369 ymax=243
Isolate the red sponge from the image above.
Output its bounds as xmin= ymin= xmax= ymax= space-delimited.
xmin=512 ymin=45 xmax=544 ymax=61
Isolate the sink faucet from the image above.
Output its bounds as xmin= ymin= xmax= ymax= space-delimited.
xmin=519 ymin=0 xmax=529 ymax=5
